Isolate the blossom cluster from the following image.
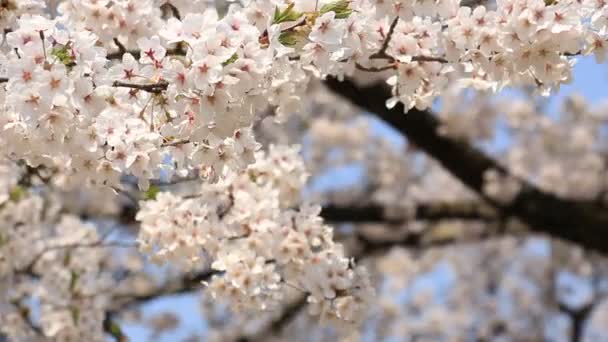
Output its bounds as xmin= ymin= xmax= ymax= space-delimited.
xmin=1 ymin=0 xmax=607 ymax=193
xmin=0 ymin=193 xmax=117 ymax=341
xmin=137 ymin=145 xmax=373 ymax=324
xmin=382 ymin=0 xmax=608 ymax=108
xmin=0 ymin=0 xmax=607 ymax=338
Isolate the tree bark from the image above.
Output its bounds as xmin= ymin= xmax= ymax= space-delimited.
xmin=324 ymin=77 xmax=608 ymax=255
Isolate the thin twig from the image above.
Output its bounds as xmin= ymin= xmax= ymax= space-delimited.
xmin=370 ymin=16 xmax=399 ymax=60
xmin=356 ymin=55 xmax=448 ymax=73
xmin=356 ymin=63 xmax=397 ymax=72
xmin=412 ymin=55 xmax=449 ymax=63
xmin=112 ymin=81 xmax=169 ymax=94
xmin=161 ymin=139 xmax=191 ymax=147
xmin=113 ymin=38 xmax=127 ymax=55
xmin=12 ymin=299 xmax=44 ymax=337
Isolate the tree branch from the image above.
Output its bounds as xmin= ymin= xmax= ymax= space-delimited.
xmin=324 ymin=77 xmax=608 ymax=255
xmin=558 ymin=302 xmax=594 ymax=342
xmin=321 ymin=201 xmax=497 ymax=224
xmin=11 ymin=299 xmax=44 ymax=338
xmin=237 ymin=295 xmax=308 ymax=342
xmin=112 ymin=81 xmax=168 ymax=94
xmin=370 ymin=16 xmax=399 ymax=60
xmin=110 ymin=268 xmax=219 ymax=310
xmin=101 ymin=199 xmax=506 ymax=340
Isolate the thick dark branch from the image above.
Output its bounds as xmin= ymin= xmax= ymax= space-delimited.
xmin=355 ymin=219 xmax=520 ymax=257
xmin=324 ymin=78 xmax=504 ymax=195
xmin=324 ymin=77 xmax=608 ymax=255
xmin=263 ymin=295 xmax=307 ymax=335
xmin=321 ymin=201 xmax=496 ymax=224
xmin=101 ymin=269 xmax=218 ymax=341
xmin=238 ymin=295 xmax=308 ymax=342
xmin=103 ymin=199 xmax=500 ymax=340
xmin=111 ymin=269 xmax=219 ymax=310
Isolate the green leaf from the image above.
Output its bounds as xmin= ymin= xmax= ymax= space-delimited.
xmin=51 ymin=43 xmax=75 ymax=67
xmin=273 ymin=4 xmax=302 ymax=24
xmin=108 ymin=321 xmax=123 ymax=338
xmin=63 ymin=250 xmax=71 ymax=266
xmin=69 ymin=270 xmax=80 ymax=292
xmin=70 ymin=307 xmax=80 ymax=325
xmin=8 ymin=185 xmax=24 ymax=202
xmin=278 ymin=31 xmax=299 ymax=46
xmin=222 ymin=53 xmax=239 ymax=67
xmin=320 ymin=0 xmax=352 ymax=19
xmin=143 ymin=184 xmax=160 ymax=200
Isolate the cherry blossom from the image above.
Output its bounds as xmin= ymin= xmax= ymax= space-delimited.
xmin=1 ymin=0 xmax=608 ymax=340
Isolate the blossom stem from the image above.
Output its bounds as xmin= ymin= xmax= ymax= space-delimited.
xmin=370 ymin=16 xmax=399 ymax=60
xmin=112 ymin=80 xmax=169 ymax=93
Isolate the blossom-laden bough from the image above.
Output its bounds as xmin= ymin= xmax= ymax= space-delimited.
xmin=0 ymin=0 xmax=608 ymax=340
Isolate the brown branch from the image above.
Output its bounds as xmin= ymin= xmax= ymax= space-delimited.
xmin=113 ymin=197 xmax=498 ymax=226
xmin=161 ymin=139 xmax=191 ymax=147
xmin=370 ymin=16 xmax=399 ymax=60
xmin=237 ymin=295 xmax=308 ymax=342
xmin=412 ymin=55 xmax=449 ymax=63
xmin=324 ymin=77 xmax=608 ymax=255
xmin=356 ymin=63 xmax=397 ymax=72
xmin=236 ymin=203 xmax=502 ymax=341
xmin=321 ymin=201 xmax=496 ymax=224
xmin=101 ymin=200 xmax=501 ymax=340
xmin=11 ymin=299 xmax=44 ymax=338
xmin=113 ymin=38 xmax=127 ymax=55
xmin=107 ymin=49 xmax=143 ymax=60
xmin=110 ymin=269 xmax=219 ymax=310
xmin=112 ymin=81 xmax=169 ymax=94
xmin=356 ymin=55 xmax=449 ymax=72
xmin=355 ymin=221 xmax=518 ymax=257
xmin=325 ymin=78 xmax=506 ymax=199
xmin=161 ymin=2 xmax=182 ymax=20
